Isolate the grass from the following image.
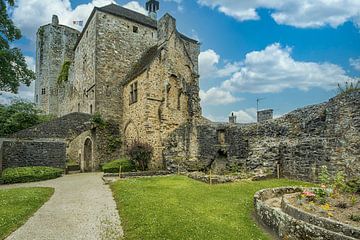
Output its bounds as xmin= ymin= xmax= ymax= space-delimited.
xmin=111 ymin=175 xmax=313 ymax=240
xmin=0 ymin=187 xmax=54 ymax=239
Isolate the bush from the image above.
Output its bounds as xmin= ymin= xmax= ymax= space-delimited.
xmin=2 ymin=167 xmax=63 ymax=184
xmin=127 ymin=141 xmax=153 ymax=171
xmin=102 ymin=159 xmax=135 ymax=173
xmin=346 ymin=177 xmax=360 ymax=194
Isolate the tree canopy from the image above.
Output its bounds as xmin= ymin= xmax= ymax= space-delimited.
xmin=0 ymin=0 xmax=35 ymax=93
xmin=0 ymin=100 xmax=53 ymax=137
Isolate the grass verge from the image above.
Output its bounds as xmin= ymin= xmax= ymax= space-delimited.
xmin=0 ymin=187 xmax=54 ymax=239
xmin=111 ymin=175 xmax=312 ymax=240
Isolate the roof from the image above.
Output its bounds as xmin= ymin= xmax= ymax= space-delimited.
xmin=123 ymin=45 xmax=161 ymax=84
xmin=74 ymin=4 xmax=157 ymax=50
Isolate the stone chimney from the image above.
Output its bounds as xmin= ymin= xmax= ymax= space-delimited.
xmin=52 ymin=15 xmax=59 ymax=26
xmin=229 ymin=112 xmax=237 ymax=124
xmin=146 ymin=0 xmax=160 ymax=20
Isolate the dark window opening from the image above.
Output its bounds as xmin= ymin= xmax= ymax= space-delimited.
xmin=36 ymin=95 xmax=38 ymax=103
xmin=133 ymin=26 xmax=138 ymax=33
xmin=130 ymin=82 xmax=138 ymax=104
xmin=90 ymin=104 xmax=93 ymax=114
xmin=78 ymin=103 xmax=80 ymax=112
xmin=177 ymin=91 xmax=181 ymax=110
xmin=41 ymin=88 xmax=46 ymax=95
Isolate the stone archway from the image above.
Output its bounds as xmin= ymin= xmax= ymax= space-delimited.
xmin=83 ymin=138 xmax=93 ymax=172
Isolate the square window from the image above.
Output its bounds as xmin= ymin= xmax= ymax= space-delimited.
xmin=41 ymin=88 xmax=46 ymax=95
xmin=133 ymin=26 xmax=138 ymax=33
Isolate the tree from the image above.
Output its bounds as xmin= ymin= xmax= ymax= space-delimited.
xmin=0 ymin=0 xmax=35 ymax=93
xmin=0 ymin=100 xmax=53 ymax=137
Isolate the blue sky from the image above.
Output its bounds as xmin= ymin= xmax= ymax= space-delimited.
xmin=3 ymin=0 xmax=360 ymax=123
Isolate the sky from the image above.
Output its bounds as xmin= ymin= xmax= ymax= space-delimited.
xmin=2 ymin=0 xmax=360 ymax=123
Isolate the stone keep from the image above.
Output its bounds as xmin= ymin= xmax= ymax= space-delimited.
xmin=35 ymin=3 xmax=201 ymax=168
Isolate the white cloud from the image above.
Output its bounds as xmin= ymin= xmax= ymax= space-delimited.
xmin=232 ymin=108 xmax=257 ymax=123
xmin=197 ymin=0 xmax=360 ymax=28
xmin=164 ymin=0 xmax=184 ymax=12
xmin=123 ymin=1 xmax=147 ymax=15
xmin=11 ymin=0 xmax=148 ymax=41
xmin=221 ymin=43 xmax=352 ymax=93
xmin=350 ymin=57 xmax=360 ymax=71
xmin=200 ymin=87 xmax=240 ymax=106
xmin=199 ymin=49 xmax=241 ymax=80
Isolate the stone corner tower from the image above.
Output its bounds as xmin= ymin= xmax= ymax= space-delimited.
xmin=34 ymin=15 xmax=80 ymax=116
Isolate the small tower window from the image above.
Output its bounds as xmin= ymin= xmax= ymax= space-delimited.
xmin=78 ymin=103 xmax=80 ymax=112
xmin=41 ymin=88 xmax=46 ymax=95
xmin=130 ymin=82 xmax=138 ymax=104
xmin=133 ymin=26 xmax=138 ymax=33
xmin=90 ymin=104 xmax=93 ymax=114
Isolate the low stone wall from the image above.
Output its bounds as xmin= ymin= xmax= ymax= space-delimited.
xmin=254 ymin=187 xmax=358 ymax=240
xmin=0 ymin=139 xmax=66 ymax=173
xmin=282 ymin=194 xmax=360 ymax=239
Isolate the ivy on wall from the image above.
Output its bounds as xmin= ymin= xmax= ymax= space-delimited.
xmin=57 ymin=60 xmax=71 ymax=85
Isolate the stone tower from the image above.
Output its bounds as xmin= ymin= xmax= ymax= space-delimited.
xmin=34 ymin=15 xmax=80 ymax=115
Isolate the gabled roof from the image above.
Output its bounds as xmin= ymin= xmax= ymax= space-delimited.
xmin=100 ymin=4 xmax=157 ymax=29
xmin=123 ymin=45 xmax=161 ymax=85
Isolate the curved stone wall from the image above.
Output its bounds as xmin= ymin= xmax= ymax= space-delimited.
xmin=254 ymin=187 xmax=359 ymax=240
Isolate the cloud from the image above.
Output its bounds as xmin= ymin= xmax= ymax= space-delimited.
xmin=200 ymin=87 xmax=240 ymax=106
xmin=123 ymin=1 xmax=147 ymax=15
xmin=221 ymin=43 xmax=352 ymax=93
xmin=164 ymin=0 xmax=184 ymax=12
xmin=350 ymin=57 xmax=360 ymax=71
xmin=197 ymin=0 xmax=360 ymax=28
xmin=11 ymin=0 xmax=147 ymax=41
xmin=199 ymin=49 xmax=241 ymax=80
xmin=232 ymin=108 xmax=257 ymax=123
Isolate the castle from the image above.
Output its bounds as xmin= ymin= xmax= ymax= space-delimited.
xmin=34 ymin=1 xmax=202 ymax=169
xmin=0 ymin=1 xmax=358 ymax=181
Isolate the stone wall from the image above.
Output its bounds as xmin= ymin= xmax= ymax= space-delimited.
xmin=164 ymin=91 xmax=360 ymax=181
xmin=0 ymin=139 xmax=66 ymax=172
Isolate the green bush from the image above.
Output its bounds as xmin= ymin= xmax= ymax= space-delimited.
xmin=127 ymin=141 xmax=153 ymax=171
xmin=346 ymin=177 xmax=360 ymax=194
xmin=1 ymin=167 xmax=64 ymax=184
xmin=102 ymin=159 xmax=135 ymax=173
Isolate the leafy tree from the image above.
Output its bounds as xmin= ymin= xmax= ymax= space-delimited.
xmin=0 ymin=0 xmax=35 ymax=93
xmin=0 ymin=100 xmax=53 ymax=136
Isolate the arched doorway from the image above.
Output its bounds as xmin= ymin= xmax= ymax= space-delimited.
xmin=83 ymin=138 xmax=93 ymax=172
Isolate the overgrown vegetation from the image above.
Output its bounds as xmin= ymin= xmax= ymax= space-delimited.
xmin=127 ymin=141 xmax=153 ymax=171
xmin=57 ymin=60 xmax=71 ymax=85
xmin=102 ymin=158 xmax=135 ymax=173
xmin=111 ymin=176 xmax=312 ymax=240
xmin=90 ymin=112 xmax=106 ymax=128
xmin=0 ymin=100 xmax=54 ymax=137
xmin=337 ymin=80 xmax=360 ymax=96
xmin=1 ymin=166 xmax=63 ymax=184
xmin=0 ymin=187 xmax=54 ymax=239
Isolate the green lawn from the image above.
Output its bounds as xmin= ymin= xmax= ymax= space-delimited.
xmin=111 ymin=176 xmax=312 ymax=240
xmin=0 ymin=187 xmax=54 ymax=240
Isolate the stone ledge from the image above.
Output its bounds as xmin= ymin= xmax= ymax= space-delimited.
xmin=254 ymin=187 xmax=358 ymax=240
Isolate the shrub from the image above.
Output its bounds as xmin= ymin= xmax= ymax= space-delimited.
xmin=333 ymin=171 xmax=346 ymax=193
xmin=127 ymin=141 xmax=153 ymax=171
xmin=102 ymin=159 xmax=135 ymax=173
xmin=318 ymin=165 xmax=330 ymax=186
xmin=350 ymin=214 xmax=360 ymax=222
xmin=346 ymin=177 xmax=360 ymax=194
xmin=2 ymin=167 xmax=63 ymax=184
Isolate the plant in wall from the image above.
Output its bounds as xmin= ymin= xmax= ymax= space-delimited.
xmin=57 ymin=60 xmax=72 ymax=85
xmin=127 ymin=141 xmax=153 ymax=171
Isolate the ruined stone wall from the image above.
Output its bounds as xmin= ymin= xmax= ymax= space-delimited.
xmin=35 ymin=18 xmax=80 ymax=116
xmin=0 ymin=139 xmax=66 ymax=172
xmin=164 ymin=91 xmax=360 ymax=181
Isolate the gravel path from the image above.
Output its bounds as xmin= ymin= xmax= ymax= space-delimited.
xmin=1 ymin=173 xmax=123 ymax=240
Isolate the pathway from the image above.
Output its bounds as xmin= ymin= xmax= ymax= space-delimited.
xmin=1 ymin=173 xmax=123 ymax=240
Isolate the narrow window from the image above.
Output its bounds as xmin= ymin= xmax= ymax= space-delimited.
xmin=90 ymin=104 xmax=93 ymax=114
xmin=78 ymin=103 xmax=80 ymax=112
xmin=177 ymin=91 xmax=181 ymax=110
xmin=133 ymin=26 xmax=138 ymax=33
xmin=36 ymin=95 xmax=39 ymax=103
xmin=41 ymin=88 xmax=46 ymax=95
xmin=129 ymin=82 xmax=138 ymax=104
